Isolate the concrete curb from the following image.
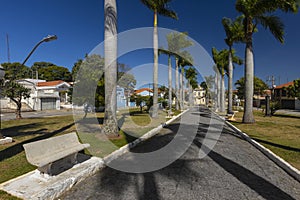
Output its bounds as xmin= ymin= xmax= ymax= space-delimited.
xmin=0 ymin=156 xmax=104 ymax=200
xmin=104 ymin=109 xmax=189 ymax=164
xmin=224 ymin=119 xmax=300 ymax=183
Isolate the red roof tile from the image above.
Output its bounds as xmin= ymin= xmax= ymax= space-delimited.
xmin=134 ymin=88 xmax=153 ymax=94
xmin=37 ymin=80 xmax=65 ymax=87
xmin=275 ymin=81 xmax=294 ymax=89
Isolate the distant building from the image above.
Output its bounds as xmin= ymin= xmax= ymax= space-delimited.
xmin=193 ymin=86 xmax=206 ymax=105
xmin=15 ymin=79 xmax=71 ymax=111
xmin=117 ymin=86 xmax=127 ymax=108
xmin=274 ymin=81 xmax=300 ymax=110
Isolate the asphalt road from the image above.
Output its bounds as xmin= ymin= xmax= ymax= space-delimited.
xmin=58 ymin=107 xmax=300 ymax=200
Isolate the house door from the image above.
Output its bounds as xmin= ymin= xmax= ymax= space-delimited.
xmin=41 ymin=98 xmax=56 ymax=110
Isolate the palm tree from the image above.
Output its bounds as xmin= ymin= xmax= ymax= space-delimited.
xmin=158 ymin=48 xmax=175 ymax=116
xmin=165 ymin=32 xmax=193 ymax=110
xmin=212 ymin=48 xmax=227 ymax=113
xmin=212 ymin=48 xmax=243 ymax=113
xmin=222 ymin=16 xmax=244 ymax=114
xmin=140 ymin=0 xmax=178 ymax=118
xmin=235 ymin=0 xmax=299 ymax=123
xmin=185 ymin=67 xmax=198 ymax=106
xmin=104 ymin=0 xmax=118 ymax=135
xmin=177 ymin=51 xmax=193 ymax=110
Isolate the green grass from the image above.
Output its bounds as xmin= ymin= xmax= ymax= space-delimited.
xmin=231 ymin=110 xmax=300 ymax=170
xmin=0 ymin=190 xmax=22 ymax=200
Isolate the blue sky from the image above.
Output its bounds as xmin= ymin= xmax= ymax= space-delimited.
xmin=0 ymin=0 xmax=299 ymax=88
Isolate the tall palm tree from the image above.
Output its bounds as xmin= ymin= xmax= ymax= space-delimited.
xmin=158 ymin=48 xmax=175 ymax=116
xmin=104 ymin=0 xmax=118 ymax=135
xmin=235 ymin=0 xmax=298 ymax=123
xmin=140 ymin=0 xmax=178 ymax=118
xmin=185 ymin=67 xmax=198 ymax=106
xmin=222 ymin=16 xmax=244 ymax=114
xmin=178 ymin=51 xmax=193 ymax=110
xmin=212 ymin=48 xmax=227 ymax=113
xmin=212 ymin=48 xmax=243 ymax=113
xmin=166 ymin=32 xmax=193 ymax=110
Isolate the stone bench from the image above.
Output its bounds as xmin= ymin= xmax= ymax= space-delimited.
xmin=23 ymin=132 xmax=90 ymax=175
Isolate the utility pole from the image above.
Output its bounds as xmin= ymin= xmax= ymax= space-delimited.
xmin=6 ymin=34 xmax=10 ymax=63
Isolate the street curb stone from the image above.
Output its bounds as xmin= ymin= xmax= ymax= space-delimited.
xmin=104 ymin=109 xmax=189 ymax=164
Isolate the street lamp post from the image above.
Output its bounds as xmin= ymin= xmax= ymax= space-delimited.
xmin=22 ymin=35 xmax=57 ymax=66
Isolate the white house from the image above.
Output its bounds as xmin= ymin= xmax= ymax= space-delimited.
xmin=16 ymin=79 xmax=71 ymax=111
xmin=193 ymin=86 xmax=206 ymax=105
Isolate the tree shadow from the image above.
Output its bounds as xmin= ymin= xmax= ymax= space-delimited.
xmin=59 ymin=109 xmax=204 ymax=199
xmin=1 ymin=122 xmax=52 ymax=137
xmin=59 ymin=106 xmax=299 ymax=200
xmin=0 ymin=122 xmax=75 ymax=162
xmin=273 ymin=114 xmax=300 ymax=119
xmin=193 ymin=140 xmax=296 ymax=200
xmin=251 ymin=138 xmax=300 ymax=153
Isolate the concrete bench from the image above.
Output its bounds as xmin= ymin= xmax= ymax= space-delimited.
xmin=23 ymin=132 xmax=90 ymax=175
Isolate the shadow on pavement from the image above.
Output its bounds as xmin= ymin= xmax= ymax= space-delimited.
xmin=193 ymin=140 xmax=296 ymax=200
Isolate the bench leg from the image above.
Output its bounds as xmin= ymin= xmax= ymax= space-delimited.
xmin=70 ymin=152 xmax=78 ymax=165
xmin=38 ymin=163 xmax=53 ymax=175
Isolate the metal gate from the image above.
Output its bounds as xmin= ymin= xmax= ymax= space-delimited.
xmin=41 ymin=98 xmax=56 ymax=110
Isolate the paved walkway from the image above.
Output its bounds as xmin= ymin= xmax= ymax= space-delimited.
xmin=275 ymin=109 xmax=300 ymax=117
xmin=58 ymin=107 xmax=300 ymax=200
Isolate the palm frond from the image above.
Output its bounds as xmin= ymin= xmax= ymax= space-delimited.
xmin=141 ymin=0 xmax=178 ymax=19
xmin=256 ymin=15 xmax=285 ymax=43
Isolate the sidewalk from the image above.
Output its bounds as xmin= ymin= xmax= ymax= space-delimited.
xmin=275 ymin=109 xmax=300 ymax=117
xmin=59 ymin=107 xmax=300 ymax=200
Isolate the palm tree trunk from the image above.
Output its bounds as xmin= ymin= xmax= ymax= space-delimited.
xmin=214 ymin=70 xmax=220 ymax=112
xmin=243 ymin=42 xmax=255 ymax=123
xmin=181 ymin=68 xmax=185 ymax=109
xmin=188 ymin=82 xmax=193 ymax=106
xmin=243 ymin=18 xmax=255 ymax=123
xmin=175 ymin=57 xmax=179 ymax=110
xmin=104 ymin=0 xmax=118 ymax=135
xmin=220 ymin=73 xmax=225 ymax=112
xmin=179 ymin=68 xmax=183 ymax=110
xmin=228 ymin=47 xmax=233 ymax=114
xmin=217 ymin=73 xmax=221 ymax=112
xmin=168 ymin=55 xmax=172 ymax=116
xmin=152 ymin=10 xmax=159 ymax=118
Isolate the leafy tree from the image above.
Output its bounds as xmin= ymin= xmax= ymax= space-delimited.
xmin=1 ymin=81 xmax=30 ymax=119
xmin=285 ymin=79 xmax=300 ymax=98
xmin=130 ymin=94 xmax=149 ymax=112
xmin=71 ymin=59 xmax=83 ymax=82
xmin=1 ymin=62 xmax=31 ymax=80
xmin=32 ymin=61 xmax=72 ymax=81
xmin=235 ymin=0 xmax=299 ymax=123
xmin=235 ymin=76 xmax=268 ymax=99
xmin=1 ymin=62 xmax=31 ymax=119
xmin=140 ymin=0 xmax=178 ymax=118
xmin=72 ymin=54 xmax=104 ymax=107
